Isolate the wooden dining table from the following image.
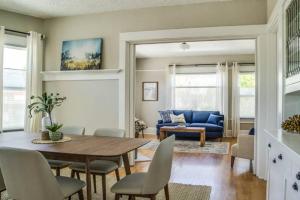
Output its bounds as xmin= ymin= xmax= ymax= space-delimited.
xmin=0 ymin=132 xmax=149 ymax=200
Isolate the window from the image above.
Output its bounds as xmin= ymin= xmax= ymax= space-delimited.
xmin=3 ymin=46 xmax=27 ymax=131
xmin=239 ymin=72 xmax=255 ymax=118
xmin=175 ymin=73 xmax=217 ymax=110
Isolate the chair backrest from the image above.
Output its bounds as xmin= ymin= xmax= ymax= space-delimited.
xmin=94 ymin=128 xmax=125 ymax=138
xmin=0 ymin=147 xmax=64 ymax=200
xmin=0 ymin=169 xmax=5 ymax=192
xmin=61 ymin=126 xmax=85 ymax=135
xmin=142 ymin=135 xmax=175 ymax=194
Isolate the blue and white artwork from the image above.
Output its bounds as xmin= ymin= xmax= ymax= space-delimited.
xmin=61 ymin=38 xmax=102 ymax=70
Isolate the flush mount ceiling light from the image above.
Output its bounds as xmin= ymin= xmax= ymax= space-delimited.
xmin=180 ymin=42 xmax=190 ymax=51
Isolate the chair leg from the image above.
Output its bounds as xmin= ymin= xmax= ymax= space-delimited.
xmin=231 ymin=156 xmax=235 ymax=168
xmin=56 ymin=168 xmax=60 ymax=176
xmin=102 ymin=175 xmax=106 ymax=200
xmin=128 ymin=195 xmax=135 ymax=200
xmin=78 ymin=189 xmax=84 ymax=200
xmin=115 ymin=169 xmax=120 ymax=181
xmin=142 ymin=130 xmax=145 ymax=138
xmin=250 ymin=160 xmax=253 ymax=172
xmin=76 ymin=171 xmax=81 ymax=180
xmin=93 ymin=174 xmax=97 ymax=193
xmin=68 ymin=197 xmax=71 ymax=200
xmin=115 ymin=194 xmax=120 ymax=200
xmin=164 ymin=184 xmax=169 ymax=200
xmin=71 ymin=170 xmax=75 ymax=178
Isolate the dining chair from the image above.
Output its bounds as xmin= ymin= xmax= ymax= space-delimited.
xmin=69 ymin=128 xmax=125 ymax=200
xmin=49 ymin=126 xmax=85 ymax=176
xmin=0 ymin=147 xmax=86 ymax=200
xmin=111 ymin=135 xmax=175 ymax=200
xmin=0 ymin=169 xmax=5 ymax=199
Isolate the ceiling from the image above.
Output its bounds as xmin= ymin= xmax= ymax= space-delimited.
xmin=135 ymin=39 xmax=256 ymax=58
xmin=0 ymin=0 xmax=231 ymax=19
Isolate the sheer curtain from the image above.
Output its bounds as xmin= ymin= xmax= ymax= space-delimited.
xmin=231 ymin=62 xmax=240 ymax=137
xmin=165 ymin=64 xmax=176 ymax=109
xmin=216 ymin=62 xmax=229 ymax=136
xmin=0 ymin=26 xmax=4 ymax=133
xmin=25 ymin=32 xmax=43 ymax=132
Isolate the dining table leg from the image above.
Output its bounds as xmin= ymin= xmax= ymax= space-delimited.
xmin=122 ymin=153 xmax=131 ymax=175
xmin=85 ymin=157 xmax=92 ymax=200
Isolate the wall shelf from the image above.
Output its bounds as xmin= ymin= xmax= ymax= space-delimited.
xmin=285 ymin=73 xmax=300 ymax=94
xmin=41 ymin=69 xmax=122 ymax=81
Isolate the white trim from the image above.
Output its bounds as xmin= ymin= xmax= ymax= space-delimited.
xmin=41 ymin=69 xmax=122 ymax=81
xmin=136 ymin=69 xmax=166 ymax=72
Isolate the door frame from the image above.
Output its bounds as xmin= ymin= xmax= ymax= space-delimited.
xmin=118 ymin=24 xmax=275 ymax=179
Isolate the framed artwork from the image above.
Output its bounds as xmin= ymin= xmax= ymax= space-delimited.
xmin=61 ymin=38 xmax=103 ymax=70
xmin=142 ymin=82 xmax=158 ymax=101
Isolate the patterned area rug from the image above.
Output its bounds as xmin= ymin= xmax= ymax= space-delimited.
xmin=1 ymin=169 xmax=212 ymax=200
xmin=140 ymin=140 xmax=230 ymax=155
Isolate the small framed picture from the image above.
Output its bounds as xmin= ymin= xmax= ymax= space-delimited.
xmin=142 ymin=82 xmax=158 ymax=101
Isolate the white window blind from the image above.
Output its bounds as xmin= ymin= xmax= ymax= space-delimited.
xmin=239 ymin=72 xmax=255 ymax=118
xmin=3 ymin=46 xmax=27 ymax=131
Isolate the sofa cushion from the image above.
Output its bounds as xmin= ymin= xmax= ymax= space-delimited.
xmin=158 ymin=110 xmax=173 ymax=123
xmin=192 ymin=111 xmax=220 ymax=123
xmin=190 ymin=123 xmax=223 ymax=132
xmin=173 ymin=110 xmax=193 ymax=123
xmin=207 ymin=114 xmax=223 ymax=125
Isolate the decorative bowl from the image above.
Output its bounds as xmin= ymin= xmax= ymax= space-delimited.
xmin=49 ymin=131 xmax=62 ymax=141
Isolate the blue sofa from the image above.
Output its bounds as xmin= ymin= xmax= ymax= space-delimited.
xmin=156 ymin=110 xmax=224 ymax=140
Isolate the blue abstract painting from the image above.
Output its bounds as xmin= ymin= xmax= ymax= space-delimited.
xmin=61 ymin=38 xmax=102 ymax=70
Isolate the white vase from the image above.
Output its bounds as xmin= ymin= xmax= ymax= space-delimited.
xmin=41 ymin=114 xmax=51 ymax=132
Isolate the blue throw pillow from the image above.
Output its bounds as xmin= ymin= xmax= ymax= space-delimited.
xmin=158 ymin=110 xmax=173 ymax=123
xmin=207 ymin=114 xmax=222 ymax=125
xmin=249 ymin=128 xmax=255 ymax=135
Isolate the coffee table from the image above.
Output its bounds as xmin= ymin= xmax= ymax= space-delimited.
xmin=159 ymin=126 xmax=206 ymax=147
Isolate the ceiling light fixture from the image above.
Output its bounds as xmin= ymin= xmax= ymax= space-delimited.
xmin=180 ymin=42 xmax=190 ymax=51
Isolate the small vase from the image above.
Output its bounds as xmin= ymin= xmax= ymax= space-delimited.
xmin=41 ymin=115 xmax=51 ymax=132
xmin=49 ymin=131 xmax=62 ymax=141
xmin=41 ymin=131 xmax=50 ymax=140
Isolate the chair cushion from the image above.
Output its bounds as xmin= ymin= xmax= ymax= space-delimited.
xmin=192 ymin=111 xmax=220 ymax=123
xmin=69 ymin=160 xmax=118 ymax=174
xmin=158 ymin=110 xmax=173 ymax=123
xmin=111 ymin=173 xmax=146 ymax=195
xmin=172 ymin=110 xmax=193 ymax=123
xmin=190 ymin=123 xmax=223 ymax=132
xmin=48 ymin=160 xmax=70 ymax=168
xmin=56 ymin=176 xmax=85 ymax=198
xmin=207 ymin=114 xmax=223 ymax=125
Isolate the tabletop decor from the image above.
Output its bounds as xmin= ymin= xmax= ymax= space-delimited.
xmin=281 ymin=114 xmax=300 ymax=133
xmin=28 ymin=92 xmax=66 ymax=139
xmin=32 ymin=136 xmax=72 ymax=144
xmin=61 ymin=38 xmax=103 ymax=70
xmin=46 ymin=123 xmax=63 ymax=141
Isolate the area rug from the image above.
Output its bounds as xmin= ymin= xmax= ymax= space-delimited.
xmin=140 ymin=140 xmax=230 ymax=155
xmin=0 ymin=170 xmax=212 ymax=200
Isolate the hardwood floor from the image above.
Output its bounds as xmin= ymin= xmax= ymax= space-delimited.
xmin=117 ymin=135 xmax=266 ymax=200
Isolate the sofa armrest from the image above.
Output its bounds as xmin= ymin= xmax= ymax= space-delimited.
xmin=157 ymin=120 xmax=163 ymax=124
xmin=218 ymin=120 xmax=224 ymax=127
xmin=235 ymin=134 xmax=254 ymax=160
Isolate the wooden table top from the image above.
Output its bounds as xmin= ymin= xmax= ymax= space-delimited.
xmin=0 ymin=132 xmax=150 ymax=157
xmin=160 ymin=126 xmax=205 ymax=132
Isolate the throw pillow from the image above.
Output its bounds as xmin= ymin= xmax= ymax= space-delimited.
xmin=249 ymin=128 xmax=255 ymax=135
xmin=158 ymin=110 xmax=173 ymax=123
xmin=207 ymin=114 xmax=222 ymax=125
xmin=170 ymin=113 xmax=186 ymax=123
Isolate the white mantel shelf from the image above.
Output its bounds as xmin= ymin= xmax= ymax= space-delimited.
xmin=41 ymin=69 xmax=122 ymax=81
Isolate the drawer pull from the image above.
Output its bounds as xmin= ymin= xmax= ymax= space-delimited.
xmin=268 ymin=143 xmax=271 ymax=148
xmin=293 ymin=182 xmax=298 ymax=191
xmin=278 ymin=154 xmax=283 ymax=160
xmin=272 ymin=158 xmax=276 ymax=164
xmin=296 ymin=172 xmax=300 ymax=180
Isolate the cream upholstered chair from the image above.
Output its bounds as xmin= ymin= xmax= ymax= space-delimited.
xmin=0 ymin=169 xmax=5 ymax=199
xmin=69 ymin=128 xmax=125 ymax=200
xmin=0 ymin=147 xmax=85 ymax=200
xmin=231 ymin=133 xmax=254 ymax=171
xmin=48 ymin=126 xmax=85 ymax=176
xmin=111 ymin=135 xmax=175 ymax=200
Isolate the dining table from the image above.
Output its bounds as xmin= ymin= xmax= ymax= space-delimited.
xmin=0 ymin=131 xmax=150 ymax=200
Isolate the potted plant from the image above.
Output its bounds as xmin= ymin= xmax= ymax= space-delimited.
xmin=46 ymin=123 xmax=63 ymax=141
xmin=28 ymin=92 xmax=66 ymax=140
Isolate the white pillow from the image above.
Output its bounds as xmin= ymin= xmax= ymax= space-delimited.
xmin=170 ymin=114 xmax=186 ymax=123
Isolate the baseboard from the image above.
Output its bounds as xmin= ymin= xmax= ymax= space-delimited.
xmin=224 ymin=129 xmax=249 ymax=137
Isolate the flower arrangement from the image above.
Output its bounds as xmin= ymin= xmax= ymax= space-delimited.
xmin=281 ymin=115 xmax=300 ymax=133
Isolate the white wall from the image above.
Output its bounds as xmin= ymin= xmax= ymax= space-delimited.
xmin=135 ymin=54 xmax=256 ymax=133
xmin=45 ymin=80 xmax=119 ymax=134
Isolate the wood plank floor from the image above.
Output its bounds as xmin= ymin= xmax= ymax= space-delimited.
xmin=118 ymin=134 xmax=266 ymax=200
